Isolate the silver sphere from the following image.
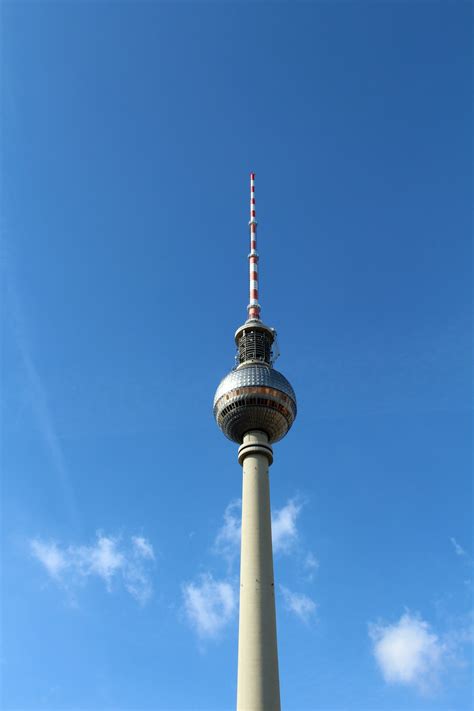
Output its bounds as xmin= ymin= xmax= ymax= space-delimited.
xmin=213 ymin=363 xmax=297 ymax=444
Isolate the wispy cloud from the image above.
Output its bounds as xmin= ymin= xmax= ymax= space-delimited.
xmin=272 ymin=498 xmax=302 ymax=554
xmin=304 ymin=551 xmax=320 ymax=580
xmin=73 ymin=536 xmax=125 ymax=586
xmin=369 ymin=612 xmax=445 ymax=694
xmin=450 ymin=538 xmax=473 ymax=588
xmin=132 ymin=536 xmax=155 ymax=560
xmin=30 ymin=533 xmax=155 ymax=604
xmin=213 ymin=499 xmax=241 ymax=566
xmin=280 ymin=585 xmax=317 ymax=623
xmin=30 ymin=540 xmax=67 ymax=579
xmin=182 ymin=574 xmax=236 ymax=639
xmin=450 ymin=537 xmax=467 ymax=557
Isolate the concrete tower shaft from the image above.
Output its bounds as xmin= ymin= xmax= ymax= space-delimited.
xmin=237 ymin=431 xmax=280 ymax=711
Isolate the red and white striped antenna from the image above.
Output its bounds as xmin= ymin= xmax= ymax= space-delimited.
xmin=247 ymin=172 xmax=261 ymax=321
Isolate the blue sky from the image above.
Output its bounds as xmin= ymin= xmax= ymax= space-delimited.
xmin=1 ymin=1 xmax=472 ymax=709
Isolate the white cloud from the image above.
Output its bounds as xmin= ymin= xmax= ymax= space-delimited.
xmin=30 ymin=540 xmax=67 ymax=579
xmin=30 ymin=533 xmax=155 ymax=604
xmin=132 ymin=536 xmax=155 ymax=560
xmin=123 ymin=561 xmax=153 ymax=605
xmin=450 ymin=537 xmax=466 ymax=557
xmin=280 ymin=585 xmax=317 ymax=623
xmin=182 ymin=574 xmax=236 ymax=639
xmin=369 ymin=612 xmax=445 ymax=693
xmin=272 ymin=499 xmax=302 ymax=553
xmin=304 ymin=551 xmax=320 ymax=579
xmin=214 ymin=500 xmax=242 ymax=563
xmin=75 ymin=535 xmax=124 ymax=584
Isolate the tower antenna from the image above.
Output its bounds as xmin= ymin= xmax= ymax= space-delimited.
xmin=247 ymin=172 xmax=261 ymax=321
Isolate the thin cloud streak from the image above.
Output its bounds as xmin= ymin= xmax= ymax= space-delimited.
xmin=6 ymin=270 xmax=78 ymax=526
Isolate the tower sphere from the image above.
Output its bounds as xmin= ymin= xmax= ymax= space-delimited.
xmin=213 ymin=320 xmax=297 ymax=444
xmin=213 ymin=362 xmax=297 ymax=444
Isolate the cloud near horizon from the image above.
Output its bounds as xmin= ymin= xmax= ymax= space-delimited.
xmin=30 ymin=533 xmax=155 ymax=604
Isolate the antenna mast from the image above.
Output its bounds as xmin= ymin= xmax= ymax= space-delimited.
xmin=247 ymin=172 xmax=261 ymax=321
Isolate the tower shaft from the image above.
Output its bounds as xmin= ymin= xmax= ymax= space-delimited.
xmin=237 ymin=431 xmax=280 ymax=711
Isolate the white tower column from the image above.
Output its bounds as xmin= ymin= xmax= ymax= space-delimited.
xmin=237 ymin=430 xmax=280 ymax=711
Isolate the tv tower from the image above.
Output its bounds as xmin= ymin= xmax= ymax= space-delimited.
xmin=213 ymin=173 xmax=297 ymax=710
